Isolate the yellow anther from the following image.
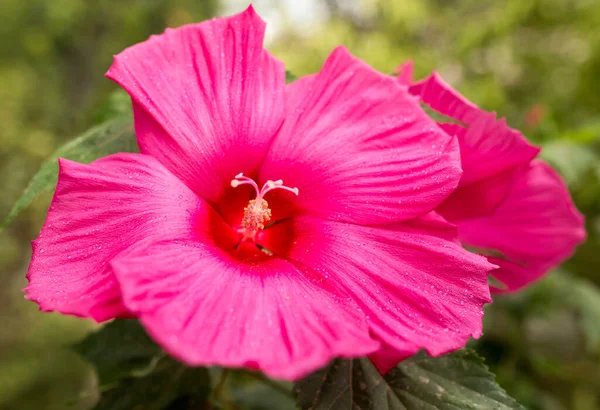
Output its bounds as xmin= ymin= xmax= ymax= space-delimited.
xmin=241 ymin=199 xmax=272 ymax=231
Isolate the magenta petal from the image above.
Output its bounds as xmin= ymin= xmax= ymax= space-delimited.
xmin=111 ymin=239 xmax=379 ymax=380
xmin=106 ymin=6 xmax=285 ymax=209
xmin=409 ymin=73 xmax=540 ymax=219
xmin=270 ymin=212 xmax=493 ymax=371
xmin=25 ymin=153 xmax=212 ymax=321
xmin=260 ymin=47 xmax=462 ymax=225
xmin=394 ymin=60 xmax=414 ymax=86
xmin=457 ymin=160 xmax=586 ymax=292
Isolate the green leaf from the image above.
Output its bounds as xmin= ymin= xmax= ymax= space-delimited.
xmin=523 ymin=271 xmax=600 ymax=352
xmin=95 ymin=89 xmax=134 ymax=123
xmin=93 ymin=357 xmax=210 ymax=410
xmin=560 ymin=119 xmax=600 ymax=144
xmin=226 ymin=370 xmax=295 ymax=410
xmin=286 ymin=70 xmax=298 ymax=83
xmin=0 ymin=116 xmax=137 ymax=232
xmin=73 ymin=319 xmax=162 ymax=386
xmin=230 ymin=383 xmax=296 ymax=410
xmin=295 ymin=349 xmax=524 ymax=410
xmin=74 ymin=319 xmax=211 ymax=410
xmin=540 ymin=140 xmax=597 ymax=187
xmin=419 ymin=103 xmax=468 ymax=127
xmin=488 ymin=275 xmax=508 ymax=290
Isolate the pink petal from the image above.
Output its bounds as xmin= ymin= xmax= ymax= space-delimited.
xmin=106 ymin=6 xmax=285 ymax=223
xmin=260 ymin=47 xmax=462 ymax=225
xmin=368 ymin=344 xmax=411 ymax=374
xmin=394 ymin=60 xmax=414 ymax=86
xmin=458 ymin=160 xmax=586 ymax=292
xmin=265 ymin=212 xmax=494 ymax=372
xmin=111 ymin=239 xmax=379 ymax=380
xmin=25 ymin=153 xmax=221 ymax=321
xmin=408 ymin=72 xmax=540 ymax=219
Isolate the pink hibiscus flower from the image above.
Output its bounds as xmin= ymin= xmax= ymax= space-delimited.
xmin=25 ymin=7 xmax=495 ymax=380
xmin=396 ymin=62 xmax=586 ymax=292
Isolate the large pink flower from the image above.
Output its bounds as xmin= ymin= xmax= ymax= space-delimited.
xmin=25 ymin=7 xmax=494 ymax=380
xmin=396 ymin=62 xmax=586 ymax=292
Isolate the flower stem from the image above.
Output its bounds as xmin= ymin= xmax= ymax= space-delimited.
xmin=212 ymin=368 xmax=230 ymax=401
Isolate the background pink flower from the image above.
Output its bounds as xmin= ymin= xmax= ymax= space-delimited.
xmin=25 ymin=7 xmax=494 ymax=379
xmin=397 ymin=63 xmax=586 ymax=292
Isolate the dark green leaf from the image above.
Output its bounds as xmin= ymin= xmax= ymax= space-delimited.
xmin=0 ymin=117 xmax=137 ymax=231
xmin=286 ymin=71 xmax=298 ymax=83
xmin=94 ymin=357 xmax=210 ymax=410
xmin=73 ymin=319 xmax=162 ymax=386
xmin=227 ymin=371 xmax=295 ymax=410
xmin=295 ymin=350 xmax=524 ymax=410
xmin=75 ymin=320 xmax=210 ymax=409
xmin=230 ymin=383 xmax=296 ymax=410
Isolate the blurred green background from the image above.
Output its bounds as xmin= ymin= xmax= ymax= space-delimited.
xmin=1 ymin=0 xmax=599 ymax=409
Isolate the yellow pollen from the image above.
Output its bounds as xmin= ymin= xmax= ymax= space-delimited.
xmin=241 ymin=199 xmax=272 ymax=231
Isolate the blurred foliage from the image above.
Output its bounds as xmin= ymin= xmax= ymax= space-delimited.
xmin=1 ymin=0 xmax=599 ymax=409
xmin=477 ymin=272 xmax=600 ymax=410
xmin=0 ymin=1 xmax=217 ymax=409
